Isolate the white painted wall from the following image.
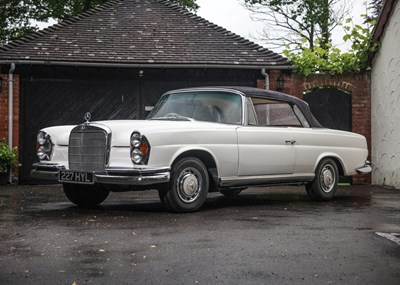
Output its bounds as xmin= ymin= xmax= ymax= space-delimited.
xmin=371 ymin=1 xmax=400 ymax=189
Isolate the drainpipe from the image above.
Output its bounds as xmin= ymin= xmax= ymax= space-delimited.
xmin=261 ymin=68 xmax=269 ymax=90
xmin=8 ymin=63 xmax=15 ymax=183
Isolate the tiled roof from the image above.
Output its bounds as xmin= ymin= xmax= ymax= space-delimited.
xmin=0 ymin=0 xmax=291 ymax=68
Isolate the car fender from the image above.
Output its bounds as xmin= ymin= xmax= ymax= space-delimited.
xmin=41 ymin=125 xmax=75 ymax=146
xmin=314 ymin=152 xmax=346 ymax=175
xmin=168 ymin=145 xmax=221 ymax=171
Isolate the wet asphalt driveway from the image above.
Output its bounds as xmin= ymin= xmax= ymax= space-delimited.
xmin=0 ymin=184 xmax=399 ymax=285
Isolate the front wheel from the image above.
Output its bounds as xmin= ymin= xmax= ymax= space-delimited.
xmin=159 ymin=157 xmax=209 ymax=213
xmin=63 ymin=183 xmax=110 ymax=208
xmin=306 ymin=158 xmax=339 ymax=201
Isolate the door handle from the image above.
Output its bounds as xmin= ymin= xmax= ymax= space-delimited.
xmin=285 ymin=140 xmax=296 ymax=144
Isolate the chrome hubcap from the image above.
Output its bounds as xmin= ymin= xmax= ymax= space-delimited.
xmin=177 ymin=167 xmax=202 ymax=203
xmin=320 ymin=164 xmax=336 ymax=193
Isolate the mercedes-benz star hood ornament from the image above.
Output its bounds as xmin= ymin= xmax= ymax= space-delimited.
xmin=84 ymin=112 xmax=91 ymax=123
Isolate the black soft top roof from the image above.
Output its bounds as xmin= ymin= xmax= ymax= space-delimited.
xmin=168 ymin=86 xmax=323 ymax=128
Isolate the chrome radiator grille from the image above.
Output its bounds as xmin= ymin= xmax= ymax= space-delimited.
xmin=68 ymin=125 xmax=110 ymax=171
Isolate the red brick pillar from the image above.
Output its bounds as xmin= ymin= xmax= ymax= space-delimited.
xmin=256 ymin=79 xmax=265 ymax=89
xmin=0 ymin=73 xmax=20 ymax=180
xmin=349 ymin=74 xmax=371 ymax=184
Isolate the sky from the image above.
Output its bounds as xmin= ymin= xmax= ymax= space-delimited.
xmin=196 ymin=0 xmax=367 ymax=52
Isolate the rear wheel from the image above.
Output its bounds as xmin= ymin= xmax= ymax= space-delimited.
xmin=306 ymin=158 xmax=339 ymax=201
xmin=63 ymin=183 xmax=110 ymax=208
xmin=159 ymin=157 xmax=209 ymax=213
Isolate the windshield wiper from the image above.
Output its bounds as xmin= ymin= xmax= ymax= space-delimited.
xmin=150 ymin=113 xmax=193 ymax=121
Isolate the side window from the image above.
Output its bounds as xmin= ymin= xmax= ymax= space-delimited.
xmin=250 ymin=97 xmax=304 ymax=127
xmin=246 ymin=97 xmax=258 ymax=125
xmin=293 ymin=105 xmax=310 ymax=128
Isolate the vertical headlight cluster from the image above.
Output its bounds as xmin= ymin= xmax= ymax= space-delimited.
xmin=36 ymin=131 xmax=53 ymax=161
xmin=130 ymin=131 xmax=150 ymax=165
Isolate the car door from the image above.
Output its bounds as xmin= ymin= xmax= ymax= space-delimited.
xmin=236 ymin=97 xmax=298 ymax=176
xmin=236 ymin=126 xmax=295 ymax=176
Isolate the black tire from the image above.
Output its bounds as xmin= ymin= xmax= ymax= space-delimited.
xmin=63 ymin=183 xmax=110 ymax=208
xmin=157 ymin=185 xmax=173 ymax=212
xmin=306 ymin=158 xmax=339 ymax=201
xmin=159 ymin=157 xmax=209 ymax=213
xmin=220 ymin=188 xmax=244 ymax=197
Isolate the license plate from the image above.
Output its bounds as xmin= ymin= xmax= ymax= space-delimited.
xmin=59 ymin=170 xmax=94 ymax=184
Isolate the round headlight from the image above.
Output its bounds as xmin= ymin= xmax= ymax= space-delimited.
xmin=36 ymin=131 xmax=53 ymax=160
xmin=131 ymin=132 xmax=141 ymax=148
xmin=37 ymin=146 xmax=48 ymax=160
xmin=130 ymin=131 xmax=150 ymax=165
xmin=37 ymin=131 xmax=47 ymax=145
xmin=132 ymin=139 xmax=141 ymax=148
xmin=131 ymin=149 xmax=143 ymax=164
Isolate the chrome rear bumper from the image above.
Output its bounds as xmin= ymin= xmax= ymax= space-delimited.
xmin=356 ymin=160 xmax=372 ymax=174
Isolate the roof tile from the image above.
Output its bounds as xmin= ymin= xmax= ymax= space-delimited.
xmin=0 ymin=0 xmax=291 ymax=68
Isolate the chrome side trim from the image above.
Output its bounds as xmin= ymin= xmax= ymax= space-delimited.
xmin=220 ymin=173 xmax=315 ymax=187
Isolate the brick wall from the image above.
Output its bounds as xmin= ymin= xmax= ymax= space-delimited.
xmin=0 ymin=73 xmax=20 ymax=179
xmin=264 ymin=72 xmax=371 ymax=184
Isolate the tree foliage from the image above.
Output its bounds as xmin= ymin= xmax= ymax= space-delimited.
xmin=0 ymin=0 xmax=198 ymax=45
xmin=171 ymin=0 xmax=199 ymax=11
xmin=244 ymin=0 xmax=350 ymax=51
xmin=283 ymin=17 xmax=379 ymax=76
xmin=245 ymin=0 xmax=379 ymax=76
xmin=368 ymin=0 xmax=383 ymax=21
xmin=0 ymin=0 xmax=37 ymax=44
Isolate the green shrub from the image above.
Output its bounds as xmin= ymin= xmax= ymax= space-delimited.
xmin=0 ymin=140 xmax=18 ymax=173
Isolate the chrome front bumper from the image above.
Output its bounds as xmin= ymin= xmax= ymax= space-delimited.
xmin=31 ymin=163 xmax=170 ymax=186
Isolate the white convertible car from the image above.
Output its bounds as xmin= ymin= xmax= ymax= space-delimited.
xmin=31 ymin=87 xmax=371 ymax=212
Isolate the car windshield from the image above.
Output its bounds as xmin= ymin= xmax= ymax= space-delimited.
xmin=147 ymin=91 xmax=243 ymax=124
